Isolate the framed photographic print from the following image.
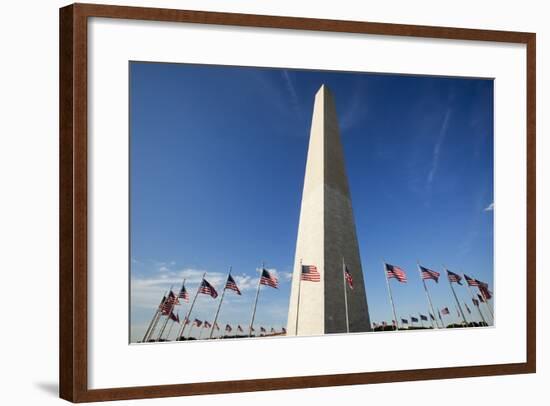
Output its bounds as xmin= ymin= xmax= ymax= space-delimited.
xmin=59 ymin=3 xmax=536 ymax=402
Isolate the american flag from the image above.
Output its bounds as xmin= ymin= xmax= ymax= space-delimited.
xmin=237 ymin=325 xmax=243 ymax=333
xmin=344 ymin=265 xmax=354 ymax=289
xmin=193 ymin=318 xmax=202 ymax=327
xmin=271 ymin=327 xmax=276 ymax=333
xmin=281 ymin=327 xmax=286 ymax=334
xmin=183 ymin=317 xmax=190 ymax=325
xmin=385 ymin=263 xmax=407 ymax=283
xmin=158 ymin=295 xmax=167 ymax=311
xmin=430 ymin=313 xmax=435 ymax=320
xmin=169 ymin=311 xmax=180 ymax=323
xmin=478 ymin=282 xmax=493 ymax=300
xmin=213 ymin=322 xmax=220 ymax=330
xmin=463 ymin=274 xmax=480 ymax=287
xmin=441 ymin=307 xmax=450 ymax=315
xmin=161 ymin=291 xmax=179 ymax=315
xmin=382 ymin=321 xmax=388 ymax=327
xmin=260 ymin=326 xmax=266 ymax=333
xmin=420 ymin=266 xmax=440 ymax=282
xmin=301 ymin=265 xmax=320 ymax=282
xmin=446 ymin=270 xmax=463 ymax=285
xmin=225 ymin=274 xmax=242 ymax=295
xmin=178 ymin=282 xmax=190 ymax=302
xmin=392 ymin=320 xmax=397 ymax=326
xmin=203 ymin=321 xmax=211 ymax=328
xmin=260 ymin=269 xmax=279 ymax=288
xmin=411 ymin=316 xmax=419 ymax=323
xmin=198 ymin=278 xmax=218 ymax=298
xmin=401 ymin=318 xmax=409 ymax=324
xmin=420 ymin=314 xmax=428 ymax=321
xmin=373 ymin=322 xmax=379 ymax=328
xmin=225 ymin=324 xmax=232 ymax=332
xmin=464 ymin=302 xmax=471 ymax=314
xmin=477 ymin=293 xmax=486 ymax=303
xmin=472 ymin=298 xmax=480 ymax=306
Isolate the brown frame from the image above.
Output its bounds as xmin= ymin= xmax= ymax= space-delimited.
xmin=59 ymin=3 xmax=536 ymax=403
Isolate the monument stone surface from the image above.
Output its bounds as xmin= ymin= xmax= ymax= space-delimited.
xmin=286 ymin=84 xmax=371 ymax=336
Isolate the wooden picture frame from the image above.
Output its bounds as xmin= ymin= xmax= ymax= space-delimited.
xmin=59 ymin=3 xmax=536 ymax=402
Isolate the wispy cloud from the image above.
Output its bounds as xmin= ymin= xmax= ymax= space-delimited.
xmin=339 ymin=80 xmax=369 ymax=132
xmin=131 ymin=261 xmax=291 ymax=311
xmin=250 ymin=69 xmax=303 ymax=126
xmin=281 ymin=70 xmax=302 ymax=119
xmin=427 ymin=108 xmax=452 ymax=187
xmin=484 ymin=202 xmax=494 ymax=212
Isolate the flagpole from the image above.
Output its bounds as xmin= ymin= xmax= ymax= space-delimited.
xmin=143 ymin=311 xmax=160 ymax=343
xmin=482 ymin=295 xmax=494 ymax=323
xmin=479 ymin=284 xmax=494 ymax=322
xmin=210 ymin=268 xmax=230 ymax=339
xmin=166 ymin=321 xmax=174 ymax=341
xmin=455 ymin=305 xmax=462 ymax=326
xmin=249 ymin=262 xmax=264 ymax=337
xmin=162 ymin=279 xmax=186 ymax=340
xmin=342 ymin=257 xmax=350 ymax=334
xmin=478 ymin=303 xmax=488 ymax=325
xmin=145 ymin=290 xmax=169 ymax=342
xmin=417 ymin=262 xmax=440 ymax=329
xmin=177 ymin=272 xmax=206 ymax=340
xmin=295 ymin=259 xmax=303 ymax=336
xmin=382 ymin=260 xmax=399 ymax=331
xmin=147 ymin=310 xmax=163 ymax=342
xmin=445 ymin=267 xmax=469 ymax=326
xmin=142 ymin=294 xmax=165 ymax=342
xmin=156 ymin=284 xmax=175 ymax=341
xmin=165 ymin=315 xmax=176 ymax=341
xmin=465 ymin=281 xmax=487 ymax=325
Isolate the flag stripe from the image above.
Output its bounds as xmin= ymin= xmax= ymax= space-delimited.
xmin=385 ymin=263 xmax=407 ymax=282
xmin=301 ymin=265 xmax=320 ymax=282
xmin=260 ymin=269 xmax=279 ymax=288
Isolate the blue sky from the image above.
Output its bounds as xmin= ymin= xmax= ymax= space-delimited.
xmin=129 ymin=62 xmax=494 ymax=342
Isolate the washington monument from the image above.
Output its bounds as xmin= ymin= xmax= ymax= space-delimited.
xmin=286 ymin=85 xmax=371 ymax=336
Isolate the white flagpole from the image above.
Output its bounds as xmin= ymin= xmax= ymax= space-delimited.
xmin=210 ymin=268 xmax=230 ymax=339
xmin=482 ymin=295 xmax=494 ymax=323
xmin=445 ymin=267 xmax=469 ymax=326
xmin=165 ymin=315 xmax=177 ymax=341
xmin=142 ymin=294 xmax=165 ymax=342
xmin=145 ymin=290 xmax=170 ymax=342
xmin=342 ymin=257 xmax=350 ymax=333
xmin=478 ymin=284 xmax=494 ymax=322
xmin=156 ymin=284 xmax=175 ymax=341
xmin=417 ymin=262 xmax=440 ymax=329
xmin=177 ymin=272 xmax=206 ymax=340
xmin=382 ymin=260 xmax=399 ymax=331
xmin=146 ymin=310 xmax=163 ymax=342
xmin=249 ymin=262 xmax=264 ymax=337
xmin=295 ymin=259 xmax=303 ymax=336
xmin=465 ymin=281 xmax=487 ymax=325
